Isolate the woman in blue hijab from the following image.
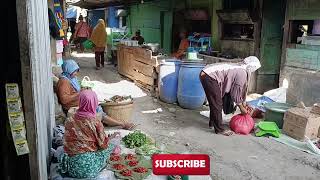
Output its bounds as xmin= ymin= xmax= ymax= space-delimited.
xmin=56 ymin=60 xmax=136 ymax=130
xmin=56 ymin=60 xmax=81 ymax=112
xmin=61 ymin=60 xmax=81 ymax=92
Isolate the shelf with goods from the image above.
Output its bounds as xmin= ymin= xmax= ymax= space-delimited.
xmin=107 ymin=27 xmax=131 ymax=50
xmin=188 ymin=36 xmax=212 ymax=52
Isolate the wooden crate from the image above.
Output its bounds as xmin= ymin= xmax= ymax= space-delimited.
xmin=134 ymin=80 xmax=156 ymax=96
xmin=283 ymin=107 xmax=320 ymax=141
xmin=117 ymin=46 xmax=162 ymax=97
xmin=132 ymin=70 xmax=154 ymax=86
xmin=132 ymin=60 xmax=154 ymax=76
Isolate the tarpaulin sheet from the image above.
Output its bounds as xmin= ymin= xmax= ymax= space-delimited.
xmin=271 ymin=133 xmax=320 ymax=156
xmin=66 ymin=6 xmax=78 ymax=19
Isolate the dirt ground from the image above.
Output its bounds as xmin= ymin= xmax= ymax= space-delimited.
xmin=72 ymin=53 xmax=320 ymax=180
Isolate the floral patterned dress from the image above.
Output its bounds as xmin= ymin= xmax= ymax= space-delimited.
xmin=59 ymin=116 xmax=114 ymax=178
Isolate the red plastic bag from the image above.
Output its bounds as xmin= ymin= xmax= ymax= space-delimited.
xmin=229 ymin=114 xmax=254 ymax=135
xmin=63 ymin=38 xmax=69 ymax=46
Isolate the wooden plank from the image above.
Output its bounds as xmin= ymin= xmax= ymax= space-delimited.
xmin=132 ymin=60 xmax=154 ymax=76
xmin=135 ymin=80 xmax=153 ymax=90
xmin=117 ymin=49 xmax=123 ymax=74
xmin=286 ymin=48 xmax=320 ymax=70
xmin=17 ymin=0 xmax=54 ymax=179
xmin=121 ymin=49 xmax=135 ymax=76
xmin=135 ymin=55 xmax=156 ymax=66
xmin=134 ymin=80 xmax=156 ymax=96
xmin=135 ymin=47 xmax=152 ymax=58
xmin=296 ymin=44 xmax=320 ymax=51
xmin=118 ymin=71 xmax=135 ymax=81
xmin=132 ymin=70 xmax=155 ymax=86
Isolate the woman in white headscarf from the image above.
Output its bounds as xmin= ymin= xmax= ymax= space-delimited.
xmin=200 ymin=56 xmax=261 ymax=136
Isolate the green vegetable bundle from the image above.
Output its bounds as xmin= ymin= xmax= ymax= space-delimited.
xmin=135 ymin=144 xmax=162 ymax=156
xmin=122 ymin=131 xmax=148 ymax=149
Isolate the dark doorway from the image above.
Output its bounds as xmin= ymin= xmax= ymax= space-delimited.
xmin=257 ymin=0 xmax=286 ymax=92
xmin=2 ymin=0 xmax=31 ymax=179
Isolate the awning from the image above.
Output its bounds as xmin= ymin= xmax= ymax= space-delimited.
xmin=70 ymin=0 xmax=153 ymax=9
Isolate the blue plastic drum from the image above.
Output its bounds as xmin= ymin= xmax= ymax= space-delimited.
xmin=177 ymin=63 xmax=206 ymax=109
xmin=159 ymin=59 xmax=182 ymax=103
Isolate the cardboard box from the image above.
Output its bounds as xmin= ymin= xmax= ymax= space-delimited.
xmin=283 ymin=107 xmax=320 ymax=141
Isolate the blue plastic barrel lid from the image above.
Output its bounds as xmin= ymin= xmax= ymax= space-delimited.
xmin=181 ymin=63 xmax=205 ymax=68
xmin=161 ymin=59 xmax=182 ymax=66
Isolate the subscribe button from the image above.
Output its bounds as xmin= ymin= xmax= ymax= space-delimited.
xmin=152 ymin=154 xmax=210 ymax=175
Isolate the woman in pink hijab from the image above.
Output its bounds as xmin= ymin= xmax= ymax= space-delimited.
xmin=75 ymin=89 xmax=99 ymax=119
xmin=61 ymin=90 xmax=118 ymax=178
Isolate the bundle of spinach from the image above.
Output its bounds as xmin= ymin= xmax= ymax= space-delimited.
xmin=122 ymin=131 xmax=148 ymax=149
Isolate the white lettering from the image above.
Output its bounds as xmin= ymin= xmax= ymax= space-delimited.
xmin=154 ymin=159 xmax=207 ymax=168
xmin=200 ymin=160 xmax=206 ymax=167
xmin=160 ymin=160 xmax=166 ymax=168
xmin=184 ymin=160 xmax=191 ymax=168
xmin=194 ymin=160 xmax=199 ymax=167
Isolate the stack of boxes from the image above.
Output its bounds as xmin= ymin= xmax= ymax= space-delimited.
xmin=283 ymin=104 xmax=320 ymax=141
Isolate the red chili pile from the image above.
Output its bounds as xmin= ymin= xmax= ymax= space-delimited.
xmin=133 ymin=167 xmax=148 ymax=173
xmin=128 ymin=160 xmax=138 ymax=167
xmin=120 ymin=169 xmax=132 ymax=176
xmin=113 ymin=164 xmax=126 ymax=170
xmin=110 ymin=155 xmax=121 ymax=162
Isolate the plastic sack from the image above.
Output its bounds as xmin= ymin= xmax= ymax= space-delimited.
xmin=81 ymin=76 xmax=95 ymax=89
xmin=109 ymin=134 xmax=121 ymax=155
xmin=82 ymin=39 xmax=94 ymax=49
xmin=247 ymin=96 xmax=274 ymax=118
xmin=229 ymin=114 xmax=254 ymax=135
xmin=247 ymin=96 xmax=274 ymax=112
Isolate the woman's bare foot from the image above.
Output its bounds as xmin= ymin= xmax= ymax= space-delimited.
xmin=122 ymin=123 xmax=137 ymax=130
xmin=217 ymin=130 xmax=234 ymax=136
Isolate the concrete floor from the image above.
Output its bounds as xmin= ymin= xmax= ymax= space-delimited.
xmin=73 ymin=53 xmax=320 ymax=180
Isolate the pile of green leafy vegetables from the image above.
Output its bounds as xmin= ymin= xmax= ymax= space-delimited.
xmin=122 ymin=131 xmax=149 ymax=149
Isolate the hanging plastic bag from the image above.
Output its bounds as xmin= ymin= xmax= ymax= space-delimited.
xmin=109 ymin=133 xmax=122 ymax=155
xmin=81 ymin=76 xmax=95 ymax=89
xmin=229 ymin=114 xmax=254 ymax=135
xmin=83 ymin=39 xmax=94 ymax=49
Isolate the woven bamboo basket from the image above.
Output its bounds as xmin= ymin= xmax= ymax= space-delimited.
xmin=101 ymin=100 xmax=134 ymax=123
